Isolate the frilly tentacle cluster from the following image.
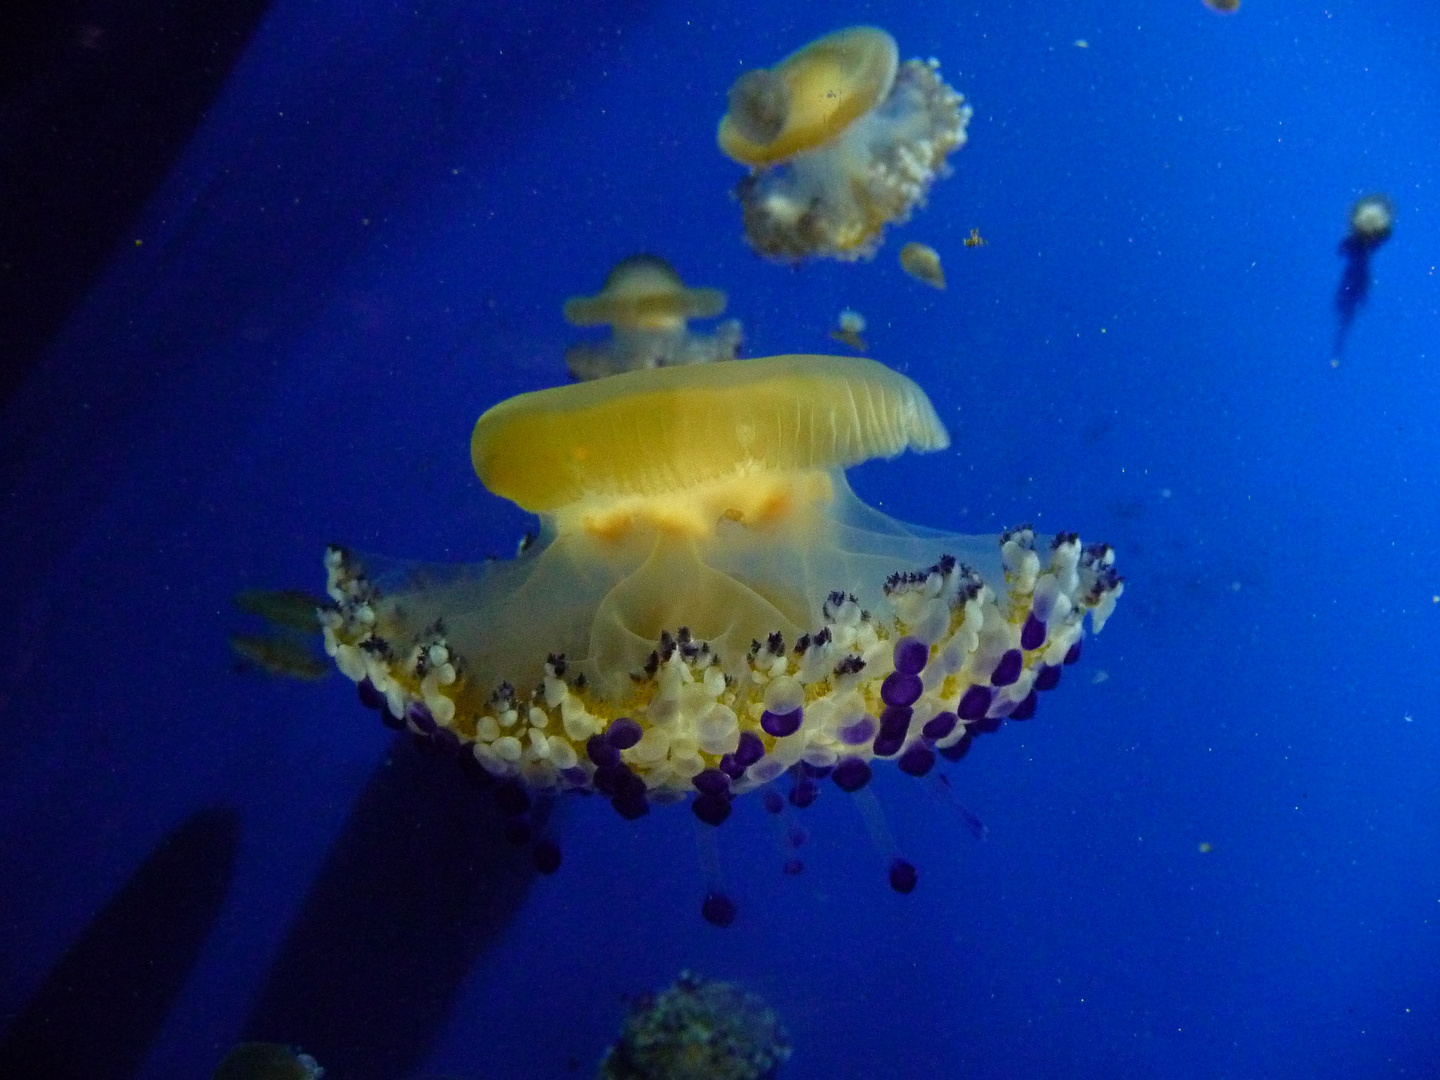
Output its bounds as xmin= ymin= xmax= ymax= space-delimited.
xmin=738 ymin=59 xmax=971 ymax=262
xmin=321 ymin=529 xmax=1122 ymax=817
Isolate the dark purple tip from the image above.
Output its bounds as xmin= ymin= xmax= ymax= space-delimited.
xmin=938 ymin=731 xmax=973 ymax=762
xmin=872 ymin=731 xmax=904 ymax=758
xmin=881 ymin=671 xmax=923 ymax=708
xmin=761 ymin=790 xmax=785 ymax=815
xmin=532 ymin=839 xmax=561 ymax=875
xmin=692 ymin=793 xmax=732 ymax=826
xmin=357 ymin=679 xmax=385 ymax=711
xmin=833 ymin=757 xmax=873 ymax=793
xmin=611 ymin=791 xmax=649 ymax=820
xmin=433 ymin=728 xmax=462 ymax=755
xmin=587 ymin=734 xmax=621 ymax=768
xmin=1063 ymin=639 xmax=1083 ymax=665
xmin=692 ymin=768 xmax=731 ymax=797
xmin=405 ymin=702 xmax=438 ymax=735
xmin=892 ymin=636 xmax=929 ymax=675
xmin=971 ymin=715 xmax=1003 ymax=735
xmin=592 ymin=764 xmax=623 ymax=797
xmin=879 ymin=704 xmax=913 ymax=738
xmin=1021 ymin=613 xmax=1047 ymax=651
xmin=379 ymin=705 xmax=404 ymax=731
xmin=1008 ymin=690 xmax=1038 ymax=720
xmin=782 ymin=858 xmax=805 ymax=876
xmin=701 ymin=892 xmax=737 ymax=927
xmin=839 ymin=715 xmax=878 ymax=746
xmin=502 ymin=820 xmax=531 ymax=846
xmin=788 ymin=778 xmax=819 ymax=809
xmin=605 ymin=717 xmax=643 ymax=749
xmin=493 ymin=780 xmax=530 ymax=817
xmin=957 ymin=684 xmax=993 ymax=720
xmin=898 ymin=744 xmax=936 ymax=777
xmin=734 ymin=730 xmax=766 ymax=767
xmin=922 ymin=711 xmax=958 ymax=741
xmin=718 ymin=753 xmax=746 ymax=779
xmin=761 ymin=708 xmax=803 ymax=738
xmin=990 ymin=649 xmax=1023 ymax=687
xmin=1034 ymin=664 xmax=1062 ymax=691
xmin=888 ymin=858 xmax=918 ymax=894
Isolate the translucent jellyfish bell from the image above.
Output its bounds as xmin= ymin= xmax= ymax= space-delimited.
xmin=718 ymin=27 xmax=972 ymax=262
xmin=323 ymin=355 xmax=1123 ymax=829
xmin=562 ymin=255 xmax=741 ymax=381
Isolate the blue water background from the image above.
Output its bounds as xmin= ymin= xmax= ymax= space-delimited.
xmin=2 ymin=1 xmax=1439 ymax=1077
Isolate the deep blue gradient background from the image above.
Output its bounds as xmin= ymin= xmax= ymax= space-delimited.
xmin=2 ymin=1 xmax=1439 ymax=1077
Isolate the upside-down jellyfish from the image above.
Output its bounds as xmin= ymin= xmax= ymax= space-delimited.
xmin=1334 ymin=193 xmax=1395 ymax=359
xmin=321 ymin=355 xmax=1121 ymax=902
xmin=718 ymin=27 xmax=971 ymax=262
xmin=563 ymin=255 xmax=742 ymax=381
xmin=899 ymin=241 xmax=946 ymax=289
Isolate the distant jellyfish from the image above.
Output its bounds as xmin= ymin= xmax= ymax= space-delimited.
xmin=899 ymin=241 xmax=946 ymax=289
xmin=599 ymin=971 xmax=790 ymax=1080
xmin=1202 ymin=0 xmax=1240 ymax=11
xmin=1333 ymin=193 xmax=1395 ymax=359
xmin=829 ymin=307 xmax=868 ymax=350
xmin=563 ymin=255 xmax=742 ymax=381
xmin=718 ymin=27 xmax=972 ymax=262
xmin=321 ymin=353 xmax=1123 ymax=919
xmin=213 ymin=1044 xmax=323 ymax=1080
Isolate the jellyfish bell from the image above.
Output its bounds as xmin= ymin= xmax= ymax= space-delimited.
xmin=718 ymin=27 xmax=972 ymax=262
xmin=899 ymin=241 xmax=946 ymax=289
xmin=323 ymin=354 xmax=1123 ymax=852
xmin=717 ymin=27 xmax=899 ymax=167
xmin=562 ymin=255 xmax=740 ymax=380
xmin=1202 ymin=0 xmax=1241 ymax=12
xmin=1348 ymin=193 xmax=1395 ymax=248
xmin=564 ymin=254 xmax=726 ymax=333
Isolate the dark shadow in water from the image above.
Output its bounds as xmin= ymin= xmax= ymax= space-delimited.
xmin=0 ymin=807 xmax=241 ymax=1080
xmin=242 ymin=734 xmax=537 ymax=1080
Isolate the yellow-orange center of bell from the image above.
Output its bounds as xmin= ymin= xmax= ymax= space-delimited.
xmin=559 ymin=469 xmax=835 ymax=543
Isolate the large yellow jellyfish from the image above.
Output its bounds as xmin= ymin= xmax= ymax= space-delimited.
xmin=322 ymin=355 xmax=1122 ymax=892
xmin=563 ymin=255 xmax=742 ymax=381
xmin=717 ymin=27 xmax=972 ymax=262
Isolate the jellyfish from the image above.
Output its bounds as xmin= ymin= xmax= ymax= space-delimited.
xmin=599 ymin=971 xmax=790 ymax=1080
xmin=321 ymin=354 xmax=1122 ymax=913
xmin=1333 ymin=193 xmax=1395 ymax=359
xmin=717 ymin=27 xmax=972 ymax=262
xmin=829 ymin=307 xmax=867 ymax=350
xmin=899 ymin=241 xmax=946 ymax=289
xmin=1202 ymin=0 xmax=1240 ymax=12
xmin=563 ymin=255 xmax=742 ymax=381
xmin=213 ymin=1044 xmax=323 ymax=1080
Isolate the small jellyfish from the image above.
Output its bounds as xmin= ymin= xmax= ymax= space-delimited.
xmin=1333 ymin=193 xmax=1395 ymax=359
xmin=899 ymin=241 xmax=946 ymax=289
xmin=829 ymin=307 xmax=867 ymax=350
xmin=1202 ymin=0 xmax=1240 ymax=11
xmin=718 ymin=27 xmax=972 ymax=262
xmin=563 ymin=255 xmax=742 ymax=381
xmin=598 ymin=971 xmax=790 ymax=1080
xmin=963 ymin=228 xmax=987 ymax=248
xmin=213 ymin=1043 xmax=323 ymax=1080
